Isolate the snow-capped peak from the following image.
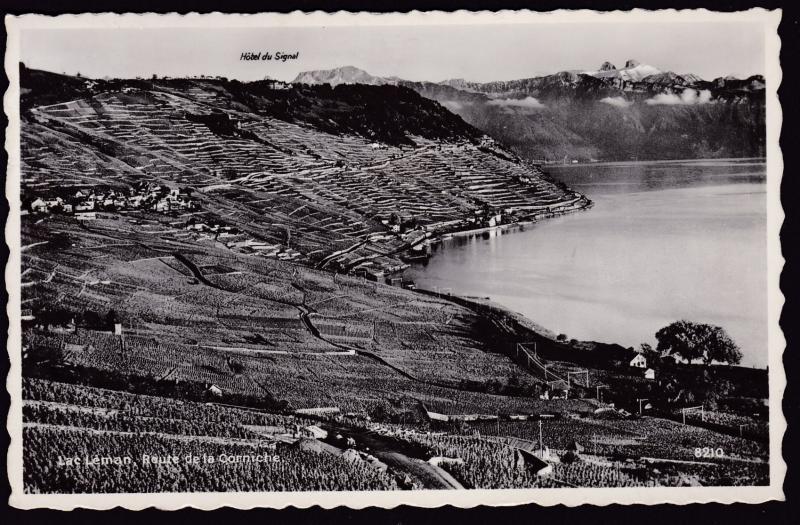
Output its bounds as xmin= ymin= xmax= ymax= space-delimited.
xmin=586 ymin=59 xmax=662 ymax=82
xmin=681 ymin=73 xmax=704 ymax=84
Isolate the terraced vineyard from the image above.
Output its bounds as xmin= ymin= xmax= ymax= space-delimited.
xmin=22 ymin=379 xmax=399 ymax=493
xmin=21 ymin=67 xmax=588 ymax=274
xmin=21 ymin=210 xmax=566 ymax=418
xmin=19 ymin=67 xmax=597 ymax=424
xmin=392 ymin=419 xmax=768 ymax=488
xmin=462 ymin=417 xmax=768 ymax=461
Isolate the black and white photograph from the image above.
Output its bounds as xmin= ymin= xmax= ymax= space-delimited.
xmin=4 ymin=9 xmax=784 ymax=509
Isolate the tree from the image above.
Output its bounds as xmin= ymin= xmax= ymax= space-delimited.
xmin=105 ymin=309 xmax=118 ymax=330
xmin=655 ymin=320 xmax=742 ymax=365
xmin=82 ymin=310 xmax=103 ymax=330
xmin=485 ymin=378 xmax=501 ymax=394
xmin=369 ymin=404 xmax=389 ymax=423
xmin=39 ymin=306 xmax=73 ymax=328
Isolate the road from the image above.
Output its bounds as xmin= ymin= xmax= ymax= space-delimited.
xmin=321 ymin=422 xmax=463 ymax=489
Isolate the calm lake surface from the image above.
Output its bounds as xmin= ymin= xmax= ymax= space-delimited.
xmin=407 ymin=159 xmax=768 ymax=368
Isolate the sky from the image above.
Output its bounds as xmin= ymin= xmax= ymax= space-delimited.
xmin=20 ymin=21 xmax=766 ymax=83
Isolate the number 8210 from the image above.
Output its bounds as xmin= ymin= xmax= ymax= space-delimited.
xmin=694 ymin=447 xmax=725 ymax=458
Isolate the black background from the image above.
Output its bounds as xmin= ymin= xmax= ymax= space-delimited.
xmin=0 ymin=1 xmax=796 ymax=523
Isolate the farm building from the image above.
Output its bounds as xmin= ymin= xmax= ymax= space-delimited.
xmin=629 ymin=353 xmax=647 ymax=368
xmin=206 ymin=384 xmax=223 ymax=397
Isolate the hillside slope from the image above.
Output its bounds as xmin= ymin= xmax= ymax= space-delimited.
xmin=21 ymin=64 xmax=479 ymax=148
xmin=21 ymin=65 xmax=587 ymax=273
xmin=20 ymin=65 xmax=590 ymax=418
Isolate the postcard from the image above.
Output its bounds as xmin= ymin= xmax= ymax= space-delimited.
xmin=4 ymin=9 xmax=784 ymax=509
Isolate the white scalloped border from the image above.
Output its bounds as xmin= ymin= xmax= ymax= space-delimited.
xmin=4 ymin=8 xmax=785 ymax=510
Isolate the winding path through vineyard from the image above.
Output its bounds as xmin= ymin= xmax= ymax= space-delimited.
xmin=321 ymin=422 xmax=464 ymax=489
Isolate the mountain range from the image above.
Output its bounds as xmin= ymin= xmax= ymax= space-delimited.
xmin=292 ymin=61 xmax=766 ymax=161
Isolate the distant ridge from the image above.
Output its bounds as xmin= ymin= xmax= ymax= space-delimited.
xmin=291 ymin=65 xmax=396 ymax=86
xmin=290 ymin=61 xmax=765 ymax=161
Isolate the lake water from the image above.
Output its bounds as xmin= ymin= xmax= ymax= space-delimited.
xmin=407 ymin=159 xmax=768 ymax=368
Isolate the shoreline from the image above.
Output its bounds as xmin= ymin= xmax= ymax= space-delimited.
xmin=417 ymin=289 xmax=769 ymax=378
xmin=414 ymin=267 xmax=769 ymax=375
xmin=540 ymin=156 xmax=767 ymax=168
xmin=414 ymin=288 xmax=561 ymax=345
xmin=406 ymin=174 xmax=767 ymax=369
xmin=404 ymin=193 xmax=594 ymax=356
xmin=423 ymin=194 xmax=593 ymax=245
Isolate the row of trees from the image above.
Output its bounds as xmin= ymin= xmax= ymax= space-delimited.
xmin=30 ymin=306 xmax=118 ymax=331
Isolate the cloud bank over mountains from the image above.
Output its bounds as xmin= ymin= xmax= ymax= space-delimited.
xmin=645 ymin=89 xmax=713 ymax=106
xmin=600 ymin=89 xmax=713 ymax=109
xmin=600 ymin=96 xmax=634 ymax=108
xmin=486 ymin=96 xmax=546 ymax=110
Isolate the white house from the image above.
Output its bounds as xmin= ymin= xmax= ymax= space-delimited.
xmin=207 ymin=384 xmax=223 ymax=397
xmin=629 ymin=353 xmax=647 ymax=368
xmin=644 ymin=368 xmax=656 ymax=380
xmin=30 ymin=198 xmax=47 ymax=213
xmin=488 ymin=212 xmax=503 ymax=227
xmin=44 ymin=197 xmax=63 ymax=209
